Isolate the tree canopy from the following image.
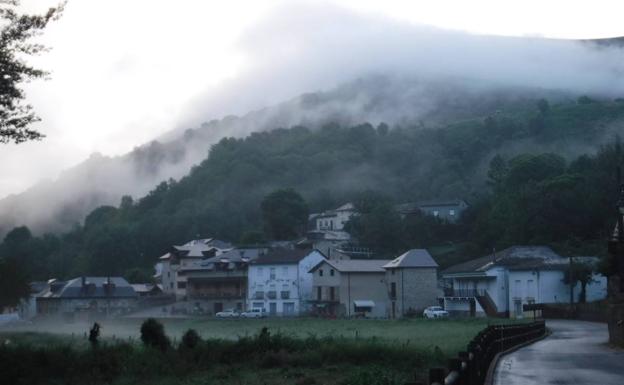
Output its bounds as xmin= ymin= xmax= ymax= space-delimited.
xmin=0 ymin=0 xmax=63 ymax=144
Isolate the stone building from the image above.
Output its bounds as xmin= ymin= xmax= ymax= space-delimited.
xmin=309 ymin=259 xmax=392 ymax=318
xmin=384 ymin=249 xmax=440 ymax=318
xmin=36 ymin=277 xmax=137 ymax=319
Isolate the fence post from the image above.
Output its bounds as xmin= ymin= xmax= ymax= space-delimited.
xmin=459 ymin=351 xmax=471 ymax=385
xmin=448 ymin=358 xmax=463 ymax=385
xmin=429 ymin=368 xmax=446 ymax=385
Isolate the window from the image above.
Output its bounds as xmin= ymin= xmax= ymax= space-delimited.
xmin=330 ymin=269 xmax=334 ymax=276
xmin=317 ymin=286 xmax=322 ymax=300
xmin=254 ymin=291 xmax=264 ymax=299
xmin=257 ymin=267 xmax=263 ymax=277
xmin=449 ymin=209 xmax=455 ymax=216
xmin=433 ymin=210 xmax=439 ymax=217
xmin=329 ymin=286 xmax=335 ymax=301
xmin=270 ymin=268 xmax=276 ymax=280
xmin=167 ymin=272 xmax=171 ymax=278
xmin=319 ymin=269 xmax=324 ymax=277
xmin=177 ymin=281 xmax=186 ymax=289
xmin=282 ymin=266 xmax=288 ymax=276
xmin=390 ymin=282 xmax=396 ymax=299
xmin=170 ymin=282 xmax=173 ymax=289
xmin=391 ymin=269 xmax=395 ymax=275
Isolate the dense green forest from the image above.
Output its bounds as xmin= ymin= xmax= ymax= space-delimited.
xmin=1 ymin=97 xmax=624 ymax=282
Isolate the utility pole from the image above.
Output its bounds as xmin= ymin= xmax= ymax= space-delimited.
xmin=569 ymin=257 xmax=574 ymax=307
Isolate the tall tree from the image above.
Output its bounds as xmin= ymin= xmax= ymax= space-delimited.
xmin=0 ymin=257 xmax=30 ymax=309
xmin=260 ymin=188 xmax=308 ymax=240
xmin=0 ymin=0 xmax=64 ymax=143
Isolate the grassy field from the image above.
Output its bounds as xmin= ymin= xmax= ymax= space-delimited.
xmin=0 ymin=317 xmax=524 ymax=385
xmin=1 ymin=317 xmax=514 ymax=354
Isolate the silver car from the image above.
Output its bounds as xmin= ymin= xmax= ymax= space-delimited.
xmin=215 ymin=308 xmax=240 ymax=318
xmin=423 ymin=306 xmax=449 ymax=319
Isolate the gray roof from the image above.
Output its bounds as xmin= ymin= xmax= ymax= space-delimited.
xmin=395 ymin=200 xmax=468 ymax=214
xmin=442 ymin=246 xmax=582 ymax=275
xmin=383 ymin=249 xmax=438 ymax=269
xmin=335 ymin=202 xmax=355 ymax=211
xmin=130 ymin=283 xmax=162 ymax=293
xmin=310 ymin=259 xmax=391 ymax=273
xmin=417 ymin=199 xmax=467 ymax=208
xmin=41 ymin=277 xmax=137 ymax=299
xmin=173 ymin=238 xmax=233 ymax=258
xmin=251 ymin=248 xmax=319 ymax=265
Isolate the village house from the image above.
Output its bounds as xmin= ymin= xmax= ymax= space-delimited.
xmin=395 ymin=199 xmax=469 ymax=223
xmin=130 ymin=283 xmax=164 ymax=298
xmin=36 ymin=277 xmax=137 ymax=320
xmin=309 ymin=258 xmax=391 ymax=318
xmin=180 ymin=247 xmax=266 ymax=314
xmin=441 ymin=246 xmax=607 ymax=318
xmin=159 ymin=238 xmax=233 ymax=299
xmin=247 ymin=248 xmax=325 ymax=316
xmin=384 ymin=249 xmax=440 ymax=318
xmin=310 ymin=203 xmax=357 ymax=232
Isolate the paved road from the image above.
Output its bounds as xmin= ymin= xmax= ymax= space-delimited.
xmin=493 ymin=320 xmax=624 ymax=385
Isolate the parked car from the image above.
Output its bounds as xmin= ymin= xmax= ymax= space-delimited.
xmin=240 ymin=308 xmax=267 ymax=318
xmin=423 ymin=306 xmax=449 ymax=319
xmin=215 ymin=309 xmax=240 ymax=318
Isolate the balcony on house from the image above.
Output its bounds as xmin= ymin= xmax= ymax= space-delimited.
xmin=186 ymin=277 xmax=246 ymax=300
xmin=267 ymin=291 xmax=277 ymax=299
xmin=254 ymin=291 xmax=264 ymax=299
xmin=441 ymin=288 xmax=498 ymax=317
xmin=280 ymin=291 xmax=290 ymax=299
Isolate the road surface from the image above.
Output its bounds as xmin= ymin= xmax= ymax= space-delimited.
xmin=493 ymin=320 xmax=624 ymax=385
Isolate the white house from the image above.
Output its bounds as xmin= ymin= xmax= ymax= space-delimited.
xmin=247 ymin=248 xmax=325 ymax=316
xmin=312 ymin=203 xmax=357 ymax=232
xmin=441 ymin=246 xmax=607 ymax=318
xmin=160 ymin=238 xmax=233 ymax=299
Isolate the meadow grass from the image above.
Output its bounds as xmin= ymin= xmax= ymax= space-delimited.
xmin=0 ymin=317 xmax=527 ymax=385
xmin=2 ymin=316 xmax=519 ymax=354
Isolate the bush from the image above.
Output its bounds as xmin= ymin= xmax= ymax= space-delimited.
xmin=180 ymin=329 xmax=201 ymax=350
xmin=140 ymin=318 xmax=170 ymax=351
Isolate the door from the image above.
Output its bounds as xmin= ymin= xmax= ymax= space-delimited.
xmin=283 ymin=302 xmax=295 ymax=316
xmin=269 ymin=302 xmax=277 ymax=316
xmin=514 ymin=300 xmax=523 ymax=318
xmin=469 ymin=298 xmax=476 ymax=317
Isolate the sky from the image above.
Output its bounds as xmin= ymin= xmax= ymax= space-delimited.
xmin=1 ymin=0 xmax=624 ymax=198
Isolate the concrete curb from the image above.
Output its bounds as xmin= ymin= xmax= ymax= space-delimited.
xmin=483 ymin=328 xmax=551 ymax=385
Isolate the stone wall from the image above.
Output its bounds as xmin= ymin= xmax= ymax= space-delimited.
xmin=386 ymin=267 xmax=438 ymax=318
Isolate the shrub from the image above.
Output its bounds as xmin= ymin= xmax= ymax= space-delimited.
xmin=180 ymin=329 xmax=201 ymax=350
xmin=140 ymin=318 xmax=170 ymax=351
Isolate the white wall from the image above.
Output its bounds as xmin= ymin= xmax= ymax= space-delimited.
xmin=247 ymin=250 xmax=324 ymax=316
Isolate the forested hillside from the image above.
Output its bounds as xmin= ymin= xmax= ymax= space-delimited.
xmin=1 ymin=96 xmax=624 ymax=281
xmin=0 ymin=75 xmax=569 ymax=237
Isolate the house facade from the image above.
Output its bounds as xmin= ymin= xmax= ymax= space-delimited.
xmin=441 ymin=246 xmax=607 ymax=318
xmin=384 ymin=249 xmax=439 ymax=318
xmin=36 ymin=277 xmax=138 ymax=319
xmin=160 ymin=238 xmax=233 ymax=299
xmin=247 ymin=248 xmax=325 ymax=316
xmin=396 ymin=200 xmax=468 ymax=223
xmin=312 ymin=203 xmax=356 ymax=232
xmin=180 ymin=247 xmax=265 ymax=314
xmin=309 ymin=259 xmax=391 ymax=318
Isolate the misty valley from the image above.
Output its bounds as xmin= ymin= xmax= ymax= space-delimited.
xmin=2 ymin=1 xmax=624 ymax=385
